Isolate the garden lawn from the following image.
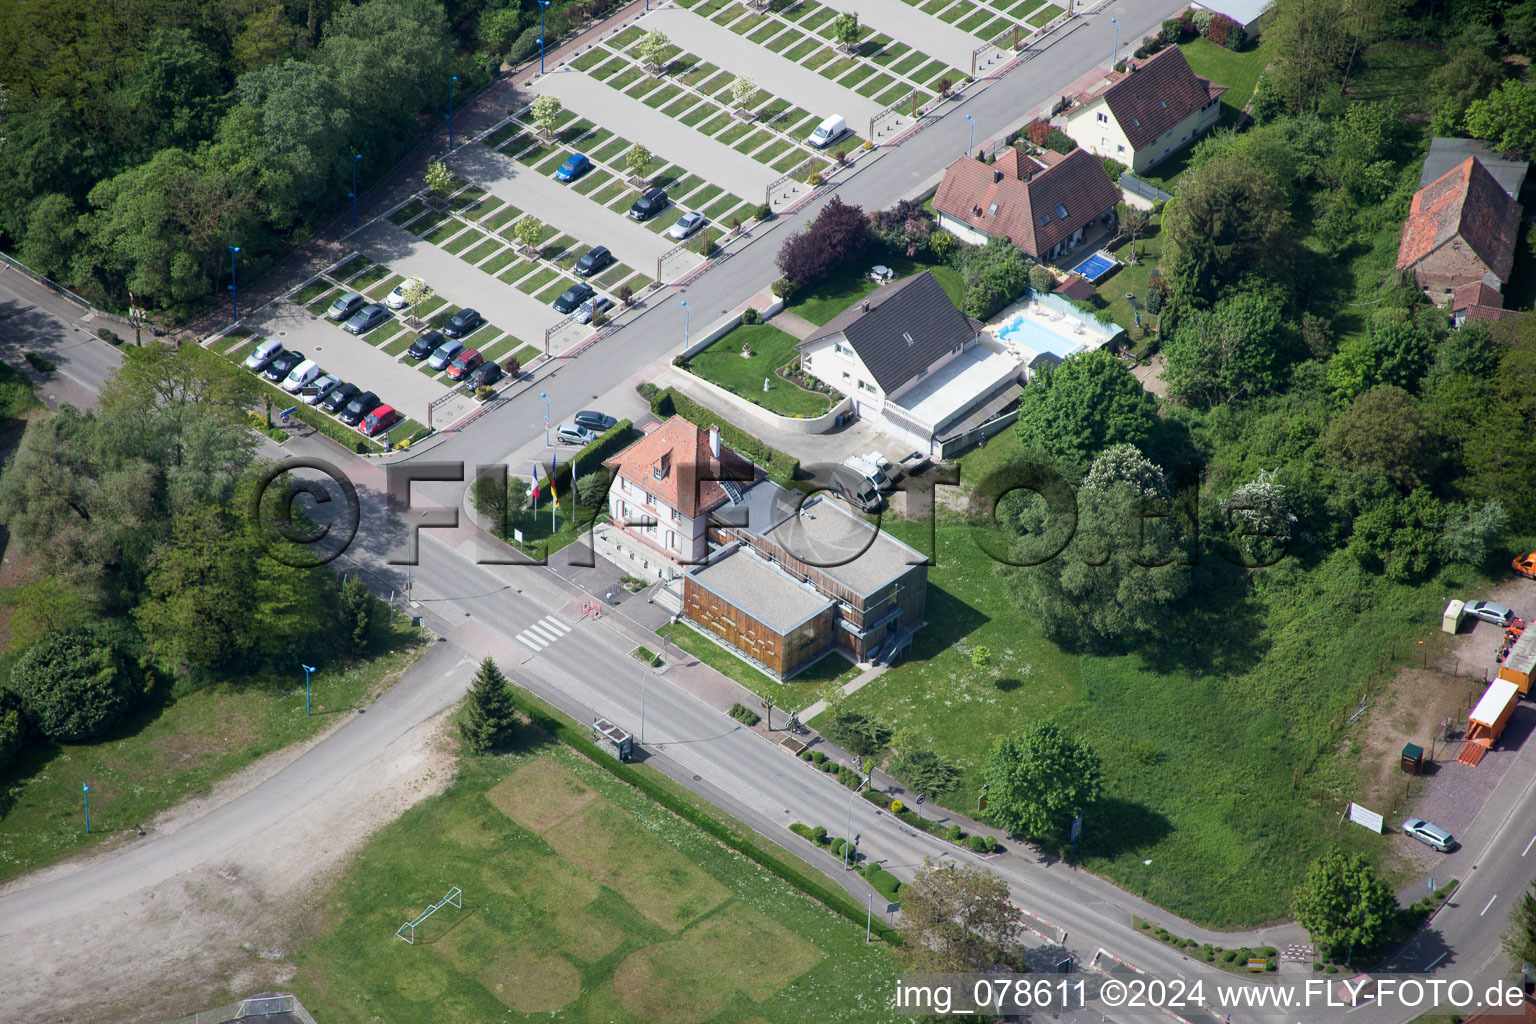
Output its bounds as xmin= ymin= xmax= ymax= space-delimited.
xmin=655 ymin=622 xmax=859 ymax=710
xmin=787 ymin=258 xmax=964 ymax=325
xmin=290 ymin=749 xmax=896 ymax=1023
xmin=1178 ymin=34 xmax=1279 ymax=126
xmin=688 ymin=324 xmax=833 ymax=417
xmin=0 ymin=620 xmax=424 ymax=883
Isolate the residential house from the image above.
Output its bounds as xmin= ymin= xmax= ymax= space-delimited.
xmin=1397 ymin=156 xmax=1523 ymax=299
xmin=931 ymin=146 xmax=1122 ymax=261
xmin=1451 ymin=279 xmax=1517 ymax=326
xmin=1420 ymin=137 xmax=1528 ymax=198
xmin=1060 ymin=47 xmax=1226 ymax=174
xmin=1188 ymin=0 xmax=1271 ymax=33
xmin=796 ymin=270 xmax=1026 ymax=455
xmin=602 ymin=416 xmax=757 ymax=565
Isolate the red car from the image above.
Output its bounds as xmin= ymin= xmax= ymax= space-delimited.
xmin=360 ymin=404 xmax=398 ymax=437
xmin=445 ymin=348 xmax=483 ymax=381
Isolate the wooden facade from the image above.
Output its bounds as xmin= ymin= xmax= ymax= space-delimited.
xmin=682 ymin=576 xmax=835 ymax=679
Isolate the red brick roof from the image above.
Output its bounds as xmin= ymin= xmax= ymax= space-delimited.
xmin=932 ymin=147 xmax=1121 ymax=258
xmin=1452 ymin=280 xmax=1503 ymax=312
xmin=1054 ymin=276 xmax=1096 ymax=301
xmin=602 ymin=416 xmax=755 ymax=518
xmin=1397 ymin=156 xmax=1521 ymax=282
xmin=1463 ymin=303 xmax=1518 ymax=323
xmin=1099 ymin=47 xmax=1226 ymax=151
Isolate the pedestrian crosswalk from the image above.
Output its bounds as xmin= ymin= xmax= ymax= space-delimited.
xmin=516 ymin=614 xmax=572 ymax=651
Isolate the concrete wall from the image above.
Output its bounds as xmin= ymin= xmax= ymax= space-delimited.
xmin=673 ymin=364 xmax=852 ymax=435
xmin=680 ymin=296 xmax=786 ymax=361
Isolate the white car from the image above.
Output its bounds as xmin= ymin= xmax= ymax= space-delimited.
xmin=384 ymin=278 xmax=423 ymax=309
xmin=303 ymin=373 xmax=341 ymax=405
xmin=281 ymin=358 xmax=321 ymax=394
xmin=556 ymin=422 xmax=597 ymax=446
xmin=668 ymin=211 xmax=707 ymax=240
xmin=244 ymin=338 xmax=283 ymax=371
xmin=578 ymin=294 xmax=613 ymax=325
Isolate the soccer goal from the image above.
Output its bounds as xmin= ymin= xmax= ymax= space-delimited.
xmin=395 ymin=886 xmax=463 ymax=944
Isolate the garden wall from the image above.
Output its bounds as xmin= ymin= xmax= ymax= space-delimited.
xmin=670 ymin=366 xmax=852 ymax=436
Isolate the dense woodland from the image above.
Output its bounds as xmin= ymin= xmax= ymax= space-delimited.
xmin=0 ymin=0 xmax=609 ymax=315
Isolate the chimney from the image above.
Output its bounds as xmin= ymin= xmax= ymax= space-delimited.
xmin=862 ymin=300 xmax=870 ymax=313
xmin=708 ymin=424 xmax=720 ymax=460
xmin=992 ymin=168 xmax=1003 ymax=184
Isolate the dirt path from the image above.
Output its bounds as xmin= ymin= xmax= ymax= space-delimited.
xmin=0 ymin=710 xmax=459 ymax=1024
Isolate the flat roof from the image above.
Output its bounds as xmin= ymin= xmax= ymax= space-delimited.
xmin=761 ymin=497 xmax=926 ymax=596
xmin=1472 ymin=679 xmax=1520 ymax=725
xmin=688 ymin=545 xmax=833 ymax=634
xmin=891 ymin=344 xmax=1022 ymax=433
xmin=1505 ymin=627 xmax=1536 ymax=675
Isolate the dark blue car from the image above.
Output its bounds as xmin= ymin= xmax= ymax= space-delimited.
xmin=554 ymin=153 xmax=591 ymax=182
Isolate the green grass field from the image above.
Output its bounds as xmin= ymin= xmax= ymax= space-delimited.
xmin=0 ymin=620 xmax=425 ymax=883
xmin=688 ymin=324 xmax=833 ymax=418
xmin=657 ymin=621 xmax=861 ymax=710
xmin=293 ymin=749 xmax=895 ymax=1023
xmin=787 ymin=259 xmax=964 ymax=325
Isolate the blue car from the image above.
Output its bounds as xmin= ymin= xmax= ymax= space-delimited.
xmin=555 ymin=153 xmax=591 ymax=182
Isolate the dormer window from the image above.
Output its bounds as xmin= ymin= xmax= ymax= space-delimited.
xmin=1158 ymin=99 xmax=1167 ymax=109
xmin=1131 ymin=117 xmax=1140 ymax=127
xmin=653 ymin=450 xmax=670 ymax=480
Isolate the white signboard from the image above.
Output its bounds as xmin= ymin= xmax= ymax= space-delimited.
xmin=1347 ymin=802 xmax=1384 ymax=833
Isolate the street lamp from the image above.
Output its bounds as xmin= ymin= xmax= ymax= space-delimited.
xmin=539 ymin=391 xmax=551 ymax=446
xmin=538 ymin=1 xmax=552 ymax=74
xmin=680 ymin=300 xmax=691 ymax=351
xmin=350 ymin=153 xmax=362 ymax=230
xmin=82 ymin=783 xmax=91 ymax=834
xmin=638 ymin=662 xmax=648 ymax=743
xmin=845 ymin=778 xmax=864 ymax=870
xmin=227 ymin=245 xmax=241 ymax=322
xmin=965 ymin=114 xmax=974 ymax=158
xmin=446 ymin=75 xmax=460 ymax=151
xmin=1110 ymin=17 xmax=1120 ymax=67
xmin=302 ymin=663 xmax=317 ymax=716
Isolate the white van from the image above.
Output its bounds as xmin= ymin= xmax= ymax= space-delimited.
xmin=843 ymin=453 xmax=891 ymax=490
xmin=281 ymin=358 xmax=321 ymax=394
xmin=832 ymin=464 xmax=882 ymax=512
xmin=808 ymin=115 xmax=847 ymax=149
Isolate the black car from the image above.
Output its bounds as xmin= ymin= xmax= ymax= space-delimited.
xmin=628 ymin=188 xmax=669 ymax=222
xmin=443 ymin=308 xmax=483 ymax=339
xmin=320 ymin=382 xmax=359 ymax=413
xmin=337 ymin=390 xmax=380 ymax=426
xmin=573 ymin=410 xmax=616 ymax=433
xmin=574 ymin=245 xmax=613 ymax=277
xmin=465 ymin=361 xmax=503 ymax=389
xmin=408 ymin=330 xmax=446 ymax=361
xmin=552 ymin=282 xmax=594 ymax=314
xmin=262 ymin=350 xmax=304 ymax=382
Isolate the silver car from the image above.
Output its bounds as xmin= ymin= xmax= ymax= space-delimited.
xmin=577 ymin=294 xmax=613 ymax=325
xmin=326 ymin=291 xmax=366 ymax=320
xmin=668 ymin=210 xmax=707 ymax=240
xmin=1402 ymin=819 xmax=1455 ymax=852
xmin=1465 ymin=600 xmax=1514 ymax=627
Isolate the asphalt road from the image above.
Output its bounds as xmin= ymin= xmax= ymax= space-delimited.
xmin=0 ymin=265 xmax=124 ymax=409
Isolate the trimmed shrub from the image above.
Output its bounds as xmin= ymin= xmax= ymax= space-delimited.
xmin=755 ymin=202 xmax=774 ymax=221
xmin=864 ymin=864 xmax=902 ymax=900
xmin=741 ymin=306 xmax=761 ymax=325
xmin=0 ymin=692 xmax=24 ymax=774
xmin=811 ymin=750 xmax=828 ymax=765
xmin=968 ymin=833 xmax=998 ymax=853
xmin=728 ymin=701 xmax=761 ymax=726
xmin=23 ymin=351 xmax=56 ymax=373
xmin=945 ymin=824 xmax=964 ymax=842
xmin=10 ymin=626 xmax=138 ymax=742
xmin=789 ymin=822 xmax=815 ymax=841
xmin=812 ymin=825 xmax=829 ymax=844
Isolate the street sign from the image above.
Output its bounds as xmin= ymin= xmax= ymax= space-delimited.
xmin=1070 ymin=815 xmax=1083 ymax=841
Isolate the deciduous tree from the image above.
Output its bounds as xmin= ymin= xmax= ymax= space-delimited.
xmin=983 ymin=723 xmax=1102 ymax=846
xmin=1161 ymin=155 xmax=1289 ymax=302
xmin=8 ymin=626 xmax=138 ymax=742
xmin=1464 ymin=79 xmax=1536 ymax=157
xmin=899 ymin=859 xmax=1023 ymax=971
xmin=1014 ymin=349 xmax=1156 ymax=464
xmin=624 ymin=144 xmax=652 ymax=180
xmin=1326 ymin=385 xmax=1438 ymax=489
xmin=531 ymin=94 xmax=563 ymax=136
xmin=134 ymin=503 xmax=257 ymax=667
xmin=1162 ymin=291 xmax=1293 ymax=407
xmin=729 ymin=73 xmax=755 ymax=110
xmin=831 ymin=11 xmax=861 ymax=51
xmin=1504 ymin=878 xmax=1536 ymax=972
xmin=1292 ymin=850 xmax=1397 ymax=961
xmin=635 ymin=29 xmax=670 ymax=69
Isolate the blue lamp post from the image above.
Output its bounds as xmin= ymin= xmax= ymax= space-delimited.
xmin=302 ymin=663 xmax=317 ymax=716
xmin=350 ymin=154 xmax=362 ymax=230
xmin=540 ymin=391 xmax=551 ymax=446
xmin=538 ymin=1 xmax=552 ymax=74
xmin=965 ymin=114 xmax=975 ymax=158
xmin=227 ymin=245 xmax=241 ymax=321
xmin=680 ymin=300 xmax=691 ymax=351
xmin=1110 ymin=17 xmax=1120 ymax=67
xmin=83 ymin=783 xmax=91 ymax=834
xmin=446 ymin=75 xmax=460 ymax=151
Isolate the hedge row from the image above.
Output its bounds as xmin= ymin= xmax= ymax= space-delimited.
xmin=504 ymin=690 xmax=901 ymax=944
xmin=642 ymin=385 xmax=800 ymax=484
xmin=727 ymin=702 xmax=761 ymax=726
xmin=860 ymin=787 xmax=997 ymax=852
xmin=863 ymin=863 xmax=902 ymax=902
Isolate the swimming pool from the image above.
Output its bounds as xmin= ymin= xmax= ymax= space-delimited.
xmin=996 ymin=312 xmax=1090 ymax=358
xmin=1069 ymin=250 xmax=1120 ymax=283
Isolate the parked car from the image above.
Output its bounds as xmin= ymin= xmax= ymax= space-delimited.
xmin=553 ymin=281 xmax=595 ymax=314
xmin=360 ymin=404 xmax=399 ymax=437
xmin=628 ymin=187 xmax=668 ymax=222
xmin=326 ymin=291 xmax=366 ymax=320
xmin=843 ymin=453 xmax=892 ymax=490
xmin=1514 ymin=552 xmax=1536 ymax=579
xmin=385 ymin=277 xmax=423 ymax=309
xmin=302 ymin=374 xmax=342 ymax=405
xmin=668 ymin=211 xmax=707 ymax=240
xmin=244 ymin=338 xmax=283 ymax=371
xmin=832 ymin=464 xmax=882 ymax=512
xmin=577 ymin=294 xmax=612 ymax=325
xmin=263 ymin=350 xmax=304 ymax=383
xmin=445 ymin=347 xmax=483 ymax=381
xmin=280 ymin=358 xmax=322 ymax=394
xmin=337 ymin=390 xmax=380 ymax=426
xmin=320 ymin=382 xmax=359 ymax=413
xmin=1466 ymin=600 xmax=1515 ymax=627
xmin=442 ymin=308 xmax=483 ymax=339
xmin=465 ymin=361 xmax=502 ymax=389
xmin=863 ymin=450 xmax=898 ymax=483
xmin=574 ymin=245 xmax=613 ymax=277
xmin=1402 ymin=818 xmax=1456 ymax=852
xmin=343 ymin=303 xmax=390 ymax=334
xmin=573 ymin=410 xmax=616 ymax=433
xmin=807 ymin=114 xmax=847 ymax=149
xmin=555 ymin=153 xmax=591 ymax=182
xmin=556 ymin=422 xmax=597 ymax=446
xmin=407 ymin=329 xmax=446 ymax=361
xmin=427 ymin=337 xmax=465 ymax=371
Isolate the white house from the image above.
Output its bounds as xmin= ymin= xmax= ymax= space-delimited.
xmin=1061 ymin=46 xmax=1226 ymax=174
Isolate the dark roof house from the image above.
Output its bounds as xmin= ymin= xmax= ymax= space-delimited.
xmin=931 ymin=147 xmax=1122 ymax=260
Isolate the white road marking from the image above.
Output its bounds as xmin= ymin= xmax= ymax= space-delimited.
xmin=1425 ymin=952 xmax=1448 ymax=971
xmin=1523 ymin=834 xmax=1536 ymax=857
xmin=1481 ymin=894 xmax=1498 ymax=916
xmin=516 ymin=630 xmax=547 ymax=650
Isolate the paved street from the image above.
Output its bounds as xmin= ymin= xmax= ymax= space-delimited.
xmin=0 ymin=265 xmax=124 ymax=410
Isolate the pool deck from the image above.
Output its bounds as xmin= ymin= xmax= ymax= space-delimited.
xmin=986 ymin=294 xmax=1119 ymax=362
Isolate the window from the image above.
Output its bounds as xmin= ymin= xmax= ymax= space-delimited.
xmin=986 ymin=202 xmax=997 ymax=214
xmin=859 ymin=380 xmax=875 ymax=393
xmin=841 ymin=370 xmax=852 ymax=381
xmin=1117 ymin=144 xmax=1125 ymax=153
xmin=1101 ymin=136 xmax=1111 ymax=148
xmin=671 ymin=506 xmax=679 ymax=521
xmin=902 ymin=331 xmax=915 ymax=347
xmin=1037 ymin=213 xmax=1051 ymax=226
xmin=1055 ymin=204 xmax=1068 ymax=220
xmin=1096 ymin=111 xmax=1107 ymax=123
xmin=834 ymin=341 xmax=850 ymax=356
xmin=645 ymin=492 xmax=655 ymax=507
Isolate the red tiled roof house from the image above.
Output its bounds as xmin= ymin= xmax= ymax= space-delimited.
xmin=931 ymin=147 xmax=1121 ymax=262
xmin=1398 ymin=156 xmax=1523 ymax=299
xmin=1061 ymin=47 xmax=1225 ymax=173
